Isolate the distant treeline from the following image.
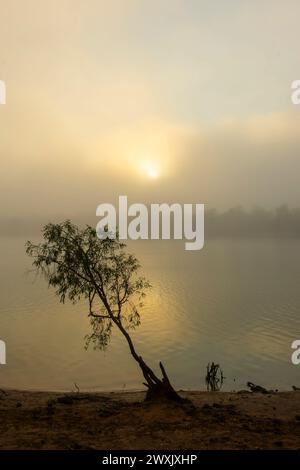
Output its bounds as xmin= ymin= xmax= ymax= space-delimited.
xmin=1 ymin=205 xmax=300 ymax=238
xmin=206 ymin=206 xmax=300 ymax=238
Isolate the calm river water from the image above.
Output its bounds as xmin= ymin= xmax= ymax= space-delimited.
xmin=1 ymin=236 xmax=300 ymax=392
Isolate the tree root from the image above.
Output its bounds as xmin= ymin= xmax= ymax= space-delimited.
xmin=139 ymin=358 xmax=185 ymax=403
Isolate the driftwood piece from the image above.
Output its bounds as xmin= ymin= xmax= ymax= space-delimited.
xmin=247 ymin=382 xmax=277 ymax=394
xmin=206 ymin=362 xmax=224 ymax=391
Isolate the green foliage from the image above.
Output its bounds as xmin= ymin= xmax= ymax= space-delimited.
xmin=26 ymin=220 xmax=151 ymax=350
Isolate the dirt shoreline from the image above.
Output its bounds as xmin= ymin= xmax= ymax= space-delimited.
xmin=1 ymin=389 xmax=300 ymax=450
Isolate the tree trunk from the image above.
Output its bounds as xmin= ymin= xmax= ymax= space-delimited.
xmin=116 ymin=320 xmax=182 ymax=402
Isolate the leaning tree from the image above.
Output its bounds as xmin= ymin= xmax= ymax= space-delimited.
xmin=26 ymin=220 xmax=181 ymax=401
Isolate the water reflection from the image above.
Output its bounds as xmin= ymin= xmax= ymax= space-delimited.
xmin=1 ymin=237 xmax=300 ymax=391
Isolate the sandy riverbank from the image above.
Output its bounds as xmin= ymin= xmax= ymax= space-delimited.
xmin=0 ymin=389 xmax=300 ymax=450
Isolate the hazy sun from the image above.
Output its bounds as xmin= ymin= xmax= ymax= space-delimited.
xmin=140 ymin=160 xmax=160 ymax=179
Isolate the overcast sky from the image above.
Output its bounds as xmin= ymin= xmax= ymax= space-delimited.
xmin=0 ymin=0 xmax=300 ymax=218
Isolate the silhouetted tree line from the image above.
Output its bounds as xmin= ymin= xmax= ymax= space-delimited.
xmin=2 ymin=205 xmax=300 ymax=238
xmin=205 ymin=205 xmax=300 ymax=238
